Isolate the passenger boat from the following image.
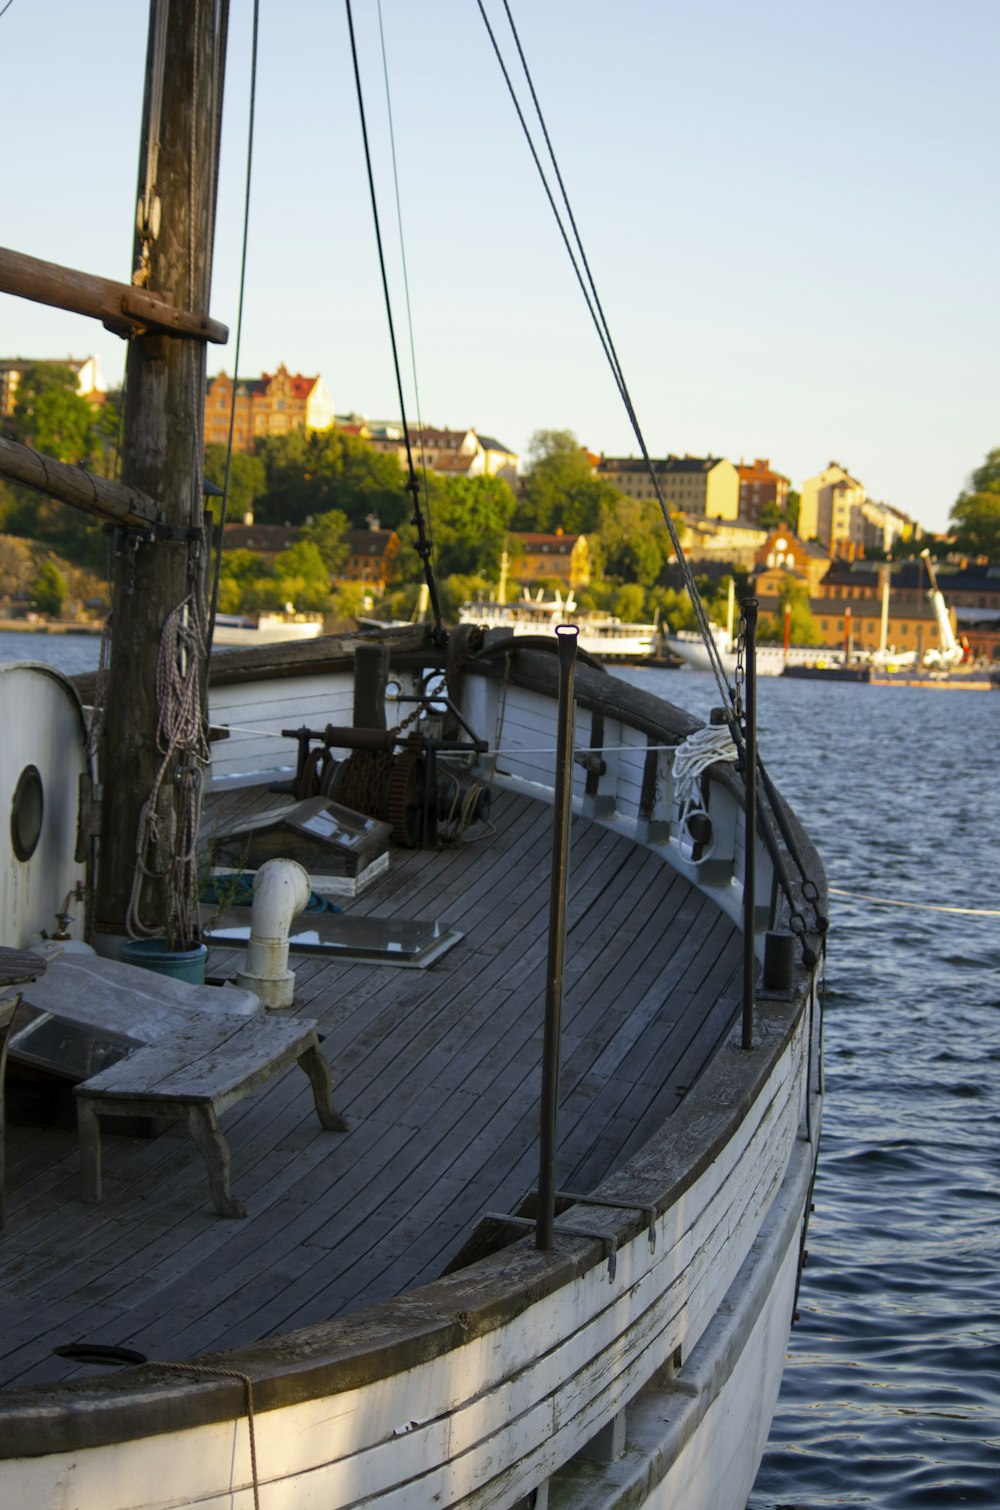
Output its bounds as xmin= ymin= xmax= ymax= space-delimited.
xmin=459 ymin=589 xmax=661 ymax=661
xmin=0 ymin=6 xmax=826 ymax=1506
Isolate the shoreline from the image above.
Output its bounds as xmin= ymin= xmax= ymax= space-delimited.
xmin=0 ymin=619 xmax=104 ymax=636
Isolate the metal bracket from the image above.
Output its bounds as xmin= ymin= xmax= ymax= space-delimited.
xmin=483 ymin=1212 xmax=620 ymax=1282
xmin=556 ymin=1189 xmax=659 ymax=1251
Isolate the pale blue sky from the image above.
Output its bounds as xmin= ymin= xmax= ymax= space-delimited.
xmin=2 ymin=1 xmax=997 ymax=533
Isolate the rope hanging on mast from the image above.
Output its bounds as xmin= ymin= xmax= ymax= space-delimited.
xmin=344 ymin=0 xmax=446 ymax=645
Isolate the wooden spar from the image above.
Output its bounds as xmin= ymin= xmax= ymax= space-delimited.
xmin=92 ymin=0 xmax=230 ymax=944
xmin=0 ymin=247 xmax=228 ymax=344
xmin=0 ymin=437 xmax=160 ymax=530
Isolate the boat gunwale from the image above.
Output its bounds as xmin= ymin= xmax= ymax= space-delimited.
xmin=5 ymin=637 xmax=825 ymax=1457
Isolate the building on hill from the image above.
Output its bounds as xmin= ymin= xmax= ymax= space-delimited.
xmin=509 ymin=531 xmax=590 ymax=590
xmin=674 ymin=516 xmax=769 ymax=569
xmin=221 ymin=523 xmax=302 ymax=564
xmin=338 ymin=525 xmax=400 ymax=596
xmin=796 ymin=462 xmax=914 ymax=554
xmin=367 ymin=425 xmax=518 ymax=484
xmin=204 ymin=365 xmax=334 ymax=450
xmin=754 ymin=531 xmax=832 ymax=596
xmin=0 ymin=356 xmax=106 ymax=417
xmin=596 ymin=455 xmax=740 ymax=521
xmin=736 ymin=458 xmax=790 ymax=522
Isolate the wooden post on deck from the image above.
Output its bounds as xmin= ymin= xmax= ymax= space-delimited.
xmin=92 ymin=1 xmax=230 ymax=945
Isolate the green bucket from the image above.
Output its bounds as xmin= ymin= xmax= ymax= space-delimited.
xmin=117 ymin=937 xmax=208 ymax=985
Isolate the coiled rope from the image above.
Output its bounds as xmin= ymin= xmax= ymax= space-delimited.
xmin=126 ymin=597 xmax=211 ymax=944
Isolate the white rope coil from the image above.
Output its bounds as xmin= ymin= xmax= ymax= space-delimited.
xmin=671 ymin=724 xmax=739 ymax=812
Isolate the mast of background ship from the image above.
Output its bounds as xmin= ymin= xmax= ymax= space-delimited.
xmin=92 ymin=1 xmax=230 ymax=949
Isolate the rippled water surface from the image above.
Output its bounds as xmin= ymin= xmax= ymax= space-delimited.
xmin=620 ymin=666 xmax=1000 ymax=1510
xmin=5 ymin=635 xmax=999 ymax=1506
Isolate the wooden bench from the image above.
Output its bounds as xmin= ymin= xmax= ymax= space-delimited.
xmin=75 ymin=1012 xmax=347 ymax=1218
xmin=15 ymin=954 xmax=347 ymax=1219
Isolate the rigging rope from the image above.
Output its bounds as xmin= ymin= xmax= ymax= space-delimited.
xmin=827 ymin=888 xmax=1000 ymax=918
xmin=345 ymin=0 xmax=445 ymax=642
xmin=475 ymin=0 xmax=734 ymax=713
xmin=206 ymin=0 xmax=260 ymax=660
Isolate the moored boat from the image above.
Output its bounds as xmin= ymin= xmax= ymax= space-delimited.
xmin=0 ymin=6 xmax=826 ymax=1506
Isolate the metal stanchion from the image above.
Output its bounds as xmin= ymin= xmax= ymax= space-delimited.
xmin=741 ymin=598 xmax=758 ymax=1052
xmin=537 ymin=625 xmax=578 ymax=1249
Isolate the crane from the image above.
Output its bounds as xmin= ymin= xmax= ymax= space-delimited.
xmin=920 ymin=549 xmax=965 ymax=667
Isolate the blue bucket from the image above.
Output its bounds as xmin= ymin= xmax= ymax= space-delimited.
xmin=117 ymin=937 xmax=208 ymax=985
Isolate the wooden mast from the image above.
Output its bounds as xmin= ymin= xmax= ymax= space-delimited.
xmin=92 ymin=0 xmax=230 ymax=945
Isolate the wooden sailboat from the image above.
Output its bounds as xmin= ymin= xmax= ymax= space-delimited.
xmin=0 ymin=6 xmax=825 ymax=1506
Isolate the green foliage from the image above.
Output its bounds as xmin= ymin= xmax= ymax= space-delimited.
xmin=254 ymin=428 xmax=406 ymax=528
xmin=439 ymin=573 xmax=495 ymax=621
xmin=301 ymin=509 xmax=351 ymax=573
xmin=204 ymin=445 xmax=266 ymax=522
xmin=595 ymin=494 xmax=672 ymax=586
xmin=31 ymin=559 xmax=67 ymax=617
xmin=215 ymin=549 xmax=272 ymax=614
xmin=516 ymin=429 xmax=619 ymax=533
xmin=271 ymin=541 xmax=331 ymax=612
xmin=950 ymin=447 xmax=1000 ymax=559
xmin=424 ymin=473 xmax=517 ymax=578
xmin=8 ymin=364 xmax=93 ymax=463
xmin=216 ymin=542 xmax=331 ymax=614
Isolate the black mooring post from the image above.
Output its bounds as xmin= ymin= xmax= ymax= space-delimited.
xmin=741 ymin=598 xmax=759 ymax=1051
xmin=537 ymin=625 xmax=579 ymax=1250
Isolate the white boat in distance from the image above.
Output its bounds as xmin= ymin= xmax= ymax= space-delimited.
xmin=211 ymin=611 xmax=324 ymax=648
xmin=666 ymin=624 xmax=849 ymax=677
xmin=460 ymin=588 xmax=661 ymax=660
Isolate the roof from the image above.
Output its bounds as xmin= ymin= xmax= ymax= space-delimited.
xmin=476 ymin=435 xmax=515 ymax=455
xmin=346 ymin=529 xmax=397 ymax=556
xmin=514 ymin=533 xmax=582 ymax=553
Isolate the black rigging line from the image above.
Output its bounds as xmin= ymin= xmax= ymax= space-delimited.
xmin=475 ymin=0 xmax=733 ymax=707
xmin=206 ymin=0 xmax=260 ymax=658
xmin=0 ymin=0 xmax=17 ymax=20
xmin=345 ymin=0 xmax=445 ymax=643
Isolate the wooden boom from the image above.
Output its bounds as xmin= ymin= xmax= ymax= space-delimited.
xmin=0 ymin=246 xmax=228 ymax=343
xmin=0 ymin=436 xmax=160 ymax=529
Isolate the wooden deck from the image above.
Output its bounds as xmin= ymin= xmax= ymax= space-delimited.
xmin=0 ymin=787 xmax=741 ymax=1391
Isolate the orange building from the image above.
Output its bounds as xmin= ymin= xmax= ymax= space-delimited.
xmin=204 ymin=364 xmax=334 ymax=450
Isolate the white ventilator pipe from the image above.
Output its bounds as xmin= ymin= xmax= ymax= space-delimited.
xmin=236 ymin=859 xmax=310 ymax=1009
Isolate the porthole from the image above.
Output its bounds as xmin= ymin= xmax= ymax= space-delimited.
xmin=11 ymin=764 xmax=44 ymax=862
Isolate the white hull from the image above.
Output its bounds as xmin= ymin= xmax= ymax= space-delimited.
xmin=460 ymin=602 xmax=660 ymax=660
xmin=211 ymin=616 xmax=324 ymax=648
xmin=666 ymin=630 xmax=848 ymax=677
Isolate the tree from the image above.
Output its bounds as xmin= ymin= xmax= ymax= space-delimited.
xmin=595 ymin=494 xmax=672 ymax=586
xmin=272 ymin=541 xmax=332 ymax=612
xmin=301 ymin=509 xmax=351 ymax=574
xmin=950 ymin=448 xmax=1000 ymax=560
xmin=516 ymin=429 xmax=619 ymax=534
xmin=31 ymin=559 xmax=67 ymax=617
xmin=8 ymin=364 xmax=94 ymax=463
xmin=204 ymin=445 xmax=266 ymax=522
xmin=425 ymin=473 xmax=517 ymax=578
xmin=254 ymin=427 xmax=406 ymax=527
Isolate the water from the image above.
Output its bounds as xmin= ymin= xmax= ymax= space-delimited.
xmin=5 ymin=634 xmax=999 ymax=1505
xmin=617 ymin=666 xmax=1000 ymax=1510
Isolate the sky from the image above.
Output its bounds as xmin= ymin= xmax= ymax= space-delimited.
xmin=1 ymin=0 xmax=997 ymax=534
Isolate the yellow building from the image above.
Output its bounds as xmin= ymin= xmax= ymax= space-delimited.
xmin=204 ymin=365 xmax=334 ymax=450
xmin=510 ymin=531 xmax=590 ymax=589
xmin=798 ymin=463 xmax=866 ymax=549
xmin=597 ymin=455 xmax=739 ymax=520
